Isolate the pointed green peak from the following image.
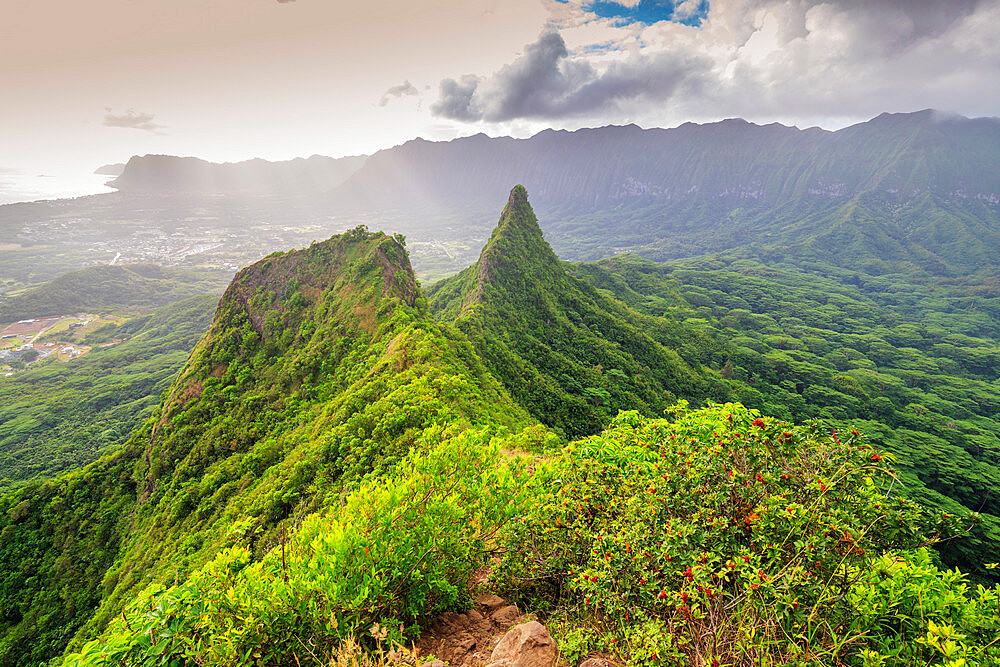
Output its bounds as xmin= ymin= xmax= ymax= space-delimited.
xmin=466 ymin=185 xmax=563 ymax=306
xmin=490 ymin=184 xmax=544 ymax=243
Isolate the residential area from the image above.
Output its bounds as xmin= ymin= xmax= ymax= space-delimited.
xmin=0 ymin=313 xmax=119 ymax=375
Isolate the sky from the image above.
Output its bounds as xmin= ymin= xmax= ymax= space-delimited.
xmin=2 ymin=0 xmax=999 ymax=203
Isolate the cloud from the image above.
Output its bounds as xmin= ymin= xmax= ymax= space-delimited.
xmin=433 ymin=0 xmax=1000 ymax=126
xmin=102 ymin=109 xmax=165 ymax=133
xmin=432 ymin=28 xmax=708 ymax=121
xmin=378 ymin=80 xmax=420 ymax=106
xmin=672 ymin=0 xmax=701 ymax=20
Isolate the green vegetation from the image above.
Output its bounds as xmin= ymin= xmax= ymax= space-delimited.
xmin=569 ymin=253 xmax=1000 ymax=579
xmin=0 ymin=295 xmax=216 ymax=489
xmin=428 ymin=186 xmax=726 ymax=438
xmin=59 ymin=404 xmax=1000 ymax=667
xmin=0 ymin=227 xmax=529 ymax=666
xmin=0 ymin=264 xmax=226 ymax=324
xmin=1 ymin=186 xmax=999 ymax=666
xmin=496 ymin=404 xmax=1000 ymax=666
xmin=62 ymin=428 xmax=535 ymax=666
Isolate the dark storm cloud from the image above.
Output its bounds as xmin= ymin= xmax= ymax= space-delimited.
xmin=378 ymin=80 xmax=420 ymax=106
xmin=433 ymin=0 xmax=1000 ymax=124
xmin=432 ymin=29 xmax=709 ymax=121
xmin=102 ymin=109 xmax=165 ymax=133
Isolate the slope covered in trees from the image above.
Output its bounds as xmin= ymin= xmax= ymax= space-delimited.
xmin=569 ymin=254 xmax=1000 ymax=578
xmin=425 ymin=188 xmax=1000 ymax=579
xmin=1 ymin=187 xmax=998 ymax=667
xmin=427 ymin=186 xmax=726 ymax=437
xmin=0 ymin=264 xmax=225 ymax=324
xmin=0 ymin=294 xmax=217 ymax=489
xmin=0 ymin=227 xmax=531 ymax=666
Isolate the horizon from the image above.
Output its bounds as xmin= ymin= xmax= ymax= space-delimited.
xmin=5 ymin=106 xmax=995 ymax=206
xmin=4 ymin=0 xmax=999 ymax=204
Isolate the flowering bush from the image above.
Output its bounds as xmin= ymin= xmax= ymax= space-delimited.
xmin=493 ymin=403 xmax=995 ymax=666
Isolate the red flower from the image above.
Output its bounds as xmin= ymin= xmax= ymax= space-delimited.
xmin=753 ymin=418 xmax=766 ymax=428
xmin=683 ymin=566 xmax=694 ymax=581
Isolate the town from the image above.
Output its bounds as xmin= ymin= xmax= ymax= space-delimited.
xmin=0 ymin=313 xmax=120 ymax=375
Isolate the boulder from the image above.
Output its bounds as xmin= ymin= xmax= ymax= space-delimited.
xmin=485 ymin=620 xmax=557 ymax=667
xmin=476 ymin=594 xmax=506 ymax=613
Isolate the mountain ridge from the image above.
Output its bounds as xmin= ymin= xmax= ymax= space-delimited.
xmin=0 ymin=226 xmax=532 ymax=665
xmin=109 ymin=153 xmax=367 ymax=195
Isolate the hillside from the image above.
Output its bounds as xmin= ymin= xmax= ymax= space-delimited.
xmin=0 ymin=295 xmax=217 ymax=490
xmin=425 ymin=188 xmax=1000 ymax=578
xmin=0 ymin=227 xmax=531 ymax=666
xmin=1 ymin=188 xmax=999 ymax=667
xmin=568 ymin=253 xmax=1000 ymax=577
xmin=427 ymin=186 xmax=726 ymax=437
xmin=0 ymin=264 xmax=227 ymax=324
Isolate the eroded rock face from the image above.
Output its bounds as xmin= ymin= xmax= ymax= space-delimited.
xmin=485 ymin=620 xmax=558 ymax=667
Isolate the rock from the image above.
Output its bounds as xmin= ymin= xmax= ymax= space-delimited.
xmin=477 ymin=594 xmax=506 ymax=613
xmin=422 ymin=661 xmax=447 ymax=667
xmin=436 ymin=612 xmax=470 ymax=631
xmin=466 ymin=608 xmax=491 ymax=632
xmin=578 ymin=659 xmax=612 ymax=667
xmin=486 ymin=620 xmax=557 ymax=667
xmin=492 ymin=604 xmax=521 ymax=626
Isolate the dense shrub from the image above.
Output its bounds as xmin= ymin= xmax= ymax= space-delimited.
xmin=63 ymin=427 xmax=534 ymax=666
xmin=493 ymin=403 xmax=999 ymax=666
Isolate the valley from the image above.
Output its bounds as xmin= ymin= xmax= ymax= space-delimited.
xmin=0 ymin=112 xmax=999 ymax=666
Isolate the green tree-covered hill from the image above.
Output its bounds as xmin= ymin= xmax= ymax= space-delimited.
xmin=0 ymin=264 xmax=226 ymax=324
xmin=0 ymin=295 xmax=217 ymax=490
xmin=427 ymin=185 xmax=727 ymax=438
xmin=0 ymin=228 xmax=531 ymax=666
xmin=571 ymin=252 xmax=1000 ymax=573
xmin=1 ymin=187 xmax=998 ymax=667
xmin=427 ymin=188 xmax=1000 ymax=579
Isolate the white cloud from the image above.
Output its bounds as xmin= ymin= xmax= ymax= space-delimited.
xmin=433 ymin=0 xmax=1000 ymax=128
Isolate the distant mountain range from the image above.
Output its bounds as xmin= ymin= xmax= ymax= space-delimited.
xmin=107 ymin=153 xmax=367 ymax=195
xmin=103 ymin=110 xmax=1000 ymax=275
xmin=334 ymin=110 xmax=1000 ymax=212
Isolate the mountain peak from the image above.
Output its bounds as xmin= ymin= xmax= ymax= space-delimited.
xmin=507 ymin=183 xmax=529 ymax=207
xmin=466 ymin=186 xmax=562 ymax=308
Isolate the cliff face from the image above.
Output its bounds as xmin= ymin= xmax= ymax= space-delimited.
xmin=333 ymin=111 xmax=1000 ymax=212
